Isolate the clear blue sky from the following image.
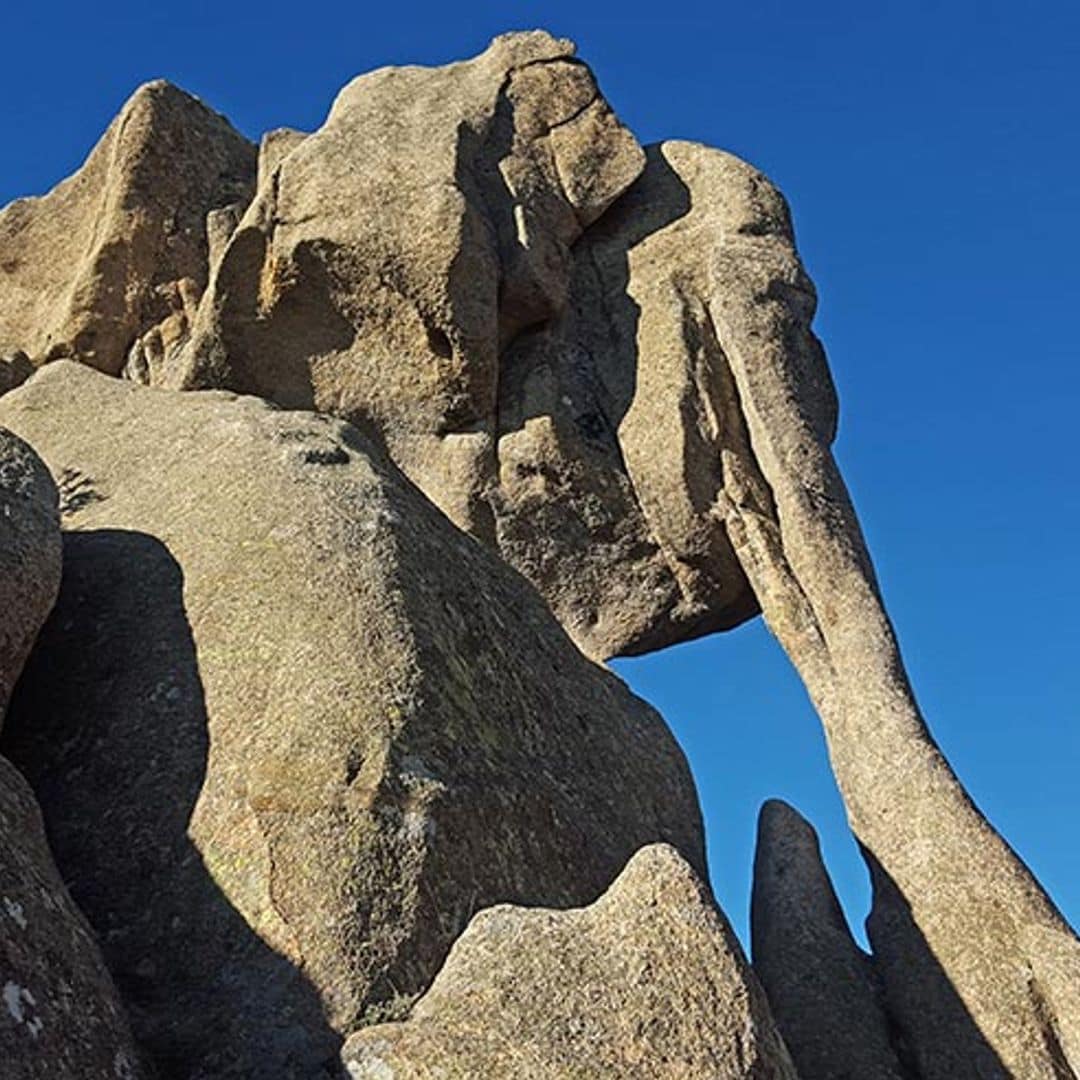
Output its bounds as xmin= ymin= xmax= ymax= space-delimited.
xmin=4 ymin=0 xmax=1077 ymax=948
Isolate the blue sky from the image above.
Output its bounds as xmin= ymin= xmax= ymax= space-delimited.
xmin=4 ymin=0 xmax=1077 ymax=947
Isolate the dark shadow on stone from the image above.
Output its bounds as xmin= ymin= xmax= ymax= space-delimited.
xmin=861 ymin=847 xmax=1013 ymax=1080
xmin=3 ymin=530 xmax=343 ymax=1079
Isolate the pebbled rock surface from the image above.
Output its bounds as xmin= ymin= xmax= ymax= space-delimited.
xmin=342 ymin=843 xmax=797 ymax=1079
xmin=0 ymin=81 xmax=255 ymax=378
xmin=0 ymin=432 xmax=143 ymax=1078
xmin=752 ymin=800 xmax=908 ymax=1080
xmin=0 ymin=362 xmax=704 ymax=1079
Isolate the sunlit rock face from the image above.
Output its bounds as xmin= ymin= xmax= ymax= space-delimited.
xmin=343 ymin=844 xmax=797 ymax=1080
xmin=0 ymin=82 xmax=255 ymax=379
xmin=157 ymin=33 xmax=762 ymax=661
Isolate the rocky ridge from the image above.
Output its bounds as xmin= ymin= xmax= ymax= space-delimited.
xmin=0 ymin=28 xmax=1076 ymax=1080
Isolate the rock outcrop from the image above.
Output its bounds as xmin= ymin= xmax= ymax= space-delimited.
xmin=0 ymin=29 xmax=1076 ymax=1080
xmin=0 ymin=81 xmax=255 ymax=377
xmin=752 ymin=800 xmax=908 ymax=1079
xmin=158 ymin=33 xmax=758 ymax=659
xmin=0 ymin=362 xmax=704 ymax=1078
xmin=0 ymin=432 xmax=144 ymax=1078
xmin=170 ymin=31 xmax=644 ymax=536
xmin=342 ymin=844 xmax=797 ymax=1079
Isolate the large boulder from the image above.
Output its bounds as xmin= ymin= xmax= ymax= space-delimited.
xmin=0 ymin=362 xmax=704 ymax=1079
xmin=0 ymin=432 xmax=144 ymax=1078
xmin=751 ymin=800 xmax=907 ymax=1079
xmin=0 ymin=81 xmax=255 ymax=377
xmin=342 ymin=844 xmax=797 ymax=1079
xmin=157 ymin=33 xmax=759 ymax=660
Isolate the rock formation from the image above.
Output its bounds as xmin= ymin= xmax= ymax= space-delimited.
xmin=0 ymin=431 xmax=144 ymax=1078
xmin=0 ymin=27 xmax=1077 ymax=1080
xmin=158 ymin=31 xmax=758 ymax=659
xmin=343 ymin=844 xmax=797 ymax=1079
xmin=0 ymin=361 xmax=703 ymax=1078
xmin=0 ymin=81 xmax=255 ymax=378
xmin=752 ymin=800 xmax=908 ymax=1079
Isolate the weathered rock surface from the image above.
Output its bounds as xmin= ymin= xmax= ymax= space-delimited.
xmin=152 ymin=32 xmax=759 ymax=659
xmin=752 ymin=800 xmax=908 ymax=1080
xmin=667 ymin=144 xmax=1080 ymax=1076
xmin=0 ymin=429 xmax=61 ymax=719
xmin=0 ymin=432 xmax=144 ymax=1078
xmin=343 ymin=843 xmax=797 ymax=1079
xmin=0 ymin=758 xmax=146 ymax=1079
xmin=0 ymin=81 xmax=255 ymax=378
xmin=170 ymin=31 xmax=644 ymax=536
xmin=0 ymin=362 xmax=704 ymax=1079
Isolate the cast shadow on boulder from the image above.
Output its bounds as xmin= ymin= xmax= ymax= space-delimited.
xmin=3 ymin=530 xmax=343 ymax=1079
xmin=861 ymin=849 xmax=1016 ymax=1079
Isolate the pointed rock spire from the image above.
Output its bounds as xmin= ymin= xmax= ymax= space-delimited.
xmin=752 ymin=800 xmax=907 ymax=1079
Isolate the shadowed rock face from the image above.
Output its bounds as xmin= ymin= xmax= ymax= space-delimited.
xmin=0 ymin=758 xmax=147 ymax=1080
xmin=343 ymin=844 xmax=797 ymax=1080
xmin=0 ymin=81 xmax=255 ymax=377
xmin=0 ymin=362 xmax=704 ymax=1078
xmin=0 ymin=433 xmax=144 ymax=1079
xmin=752 ymin=800 xmax=908 ymax=1080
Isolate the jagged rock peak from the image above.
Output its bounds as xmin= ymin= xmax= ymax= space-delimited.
xmin=0 ymin=79 xmax=255 ymax=377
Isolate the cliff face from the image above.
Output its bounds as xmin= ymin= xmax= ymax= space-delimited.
xmin=0 ymin=30 xmax=1076 ymax=1080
